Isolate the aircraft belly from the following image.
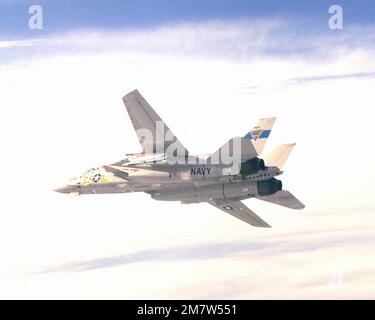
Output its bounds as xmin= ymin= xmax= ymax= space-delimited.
xmin=151 ymin=181 xmax=259 ymax=202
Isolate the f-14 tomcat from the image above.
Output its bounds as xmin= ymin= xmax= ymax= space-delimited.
xmin=55 ymin=90 xmax=304 ymax=228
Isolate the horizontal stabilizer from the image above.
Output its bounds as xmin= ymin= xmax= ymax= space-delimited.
xmin=208 ymin=199 xmax=271 ymax=228
xmin=256 ymin=190 xmax=305 ymax=210
xmin=263 ymin=143 xmax=295 ymax=169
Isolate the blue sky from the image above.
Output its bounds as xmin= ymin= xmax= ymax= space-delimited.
xmin=1 ymin=0 xmax=375 ymax=38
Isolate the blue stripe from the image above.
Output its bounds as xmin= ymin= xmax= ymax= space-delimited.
xmin=259 ymin=130 xmax=271 ymax=138
xmin=244 ymin=132 xmax=253 ymax=140
xmin=243 ymin=129 xmax=271 ymax=140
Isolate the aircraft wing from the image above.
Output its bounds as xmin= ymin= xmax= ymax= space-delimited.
xmin=208 ymin=199 xmax=271 ymax=228
xmin=102 ymin=165 xmax=130 ymax=180
xmin=124 ymin=163 xmax=172 ymax=172
xmin=123 ymin=90 xmax=189 ymax=157
xmin=256 ymin=190 xmax=305 ymax=210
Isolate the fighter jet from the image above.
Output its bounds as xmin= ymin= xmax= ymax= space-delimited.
xmin=55 ymin=90 xmax=304 ymax=228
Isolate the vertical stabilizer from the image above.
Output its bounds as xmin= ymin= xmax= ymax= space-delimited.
xmin=244 ymin=117 xmax=276 ymax=155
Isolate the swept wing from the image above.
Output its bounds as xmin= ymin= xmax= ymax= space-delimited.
xmin=208 ymin=199 xmax=271 ymax=228
xmin=123 ymin=90 xmax=189 ymax=157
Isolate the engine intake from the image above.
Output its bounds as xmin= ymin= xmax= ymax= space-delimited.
xmin=240 ymin=157 xmax=266 ymax=176
xmin=257 ymin=178 xmax=282 ymax=196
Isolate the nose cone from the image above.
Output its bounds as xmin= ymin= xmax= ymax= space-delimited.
xmin=54 ymin=185 xmax=79 ymax=194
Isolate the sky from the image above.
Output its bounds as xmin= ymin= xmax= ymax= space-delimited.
xmin=1 ymin=1 xmax=375 ymax=299
xmin=1 ymin=0 xmax=375 ymax=37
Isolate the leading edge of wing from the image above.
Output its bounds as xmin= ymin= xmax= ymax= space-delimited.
xmin=208 ymin=199 xmax=271 ymax=228
xmin=122 ymin=90 xmax=189 ymax=156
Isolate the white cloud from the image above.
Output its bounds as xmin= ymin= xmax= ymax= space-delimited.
xmin=2 ymin=19 xmax=375 ymax=61
xmin=0 ymin=19 xmax=375 ymax=299
xmin=0 ymin=38 xmax=44 ymax=48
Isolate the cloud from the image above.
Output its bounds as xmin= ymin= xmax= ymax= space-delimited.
xmin=289 ymin=71 xmax=375 ymax=83
xmin=39 ymin=241 xmax=270 ymax=273
xmin=22 ymin=206 xmax=375 ymax=299
xmin=0 ymin=38 xmax=44 ymax=48
xmin=1 ymin=18 xmax=375 ymax=63
xmin=39 ymin=224 xmax=375 ymax=274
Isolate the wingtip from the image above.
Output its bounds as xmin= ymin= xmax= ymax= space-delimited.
xmin=123 ymin=89 xmax=140 ymax=100
xmin=264 ymin=223 xmax=272 ymax=228
xmin=290 ymin=202 xmax=305 ymax=210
